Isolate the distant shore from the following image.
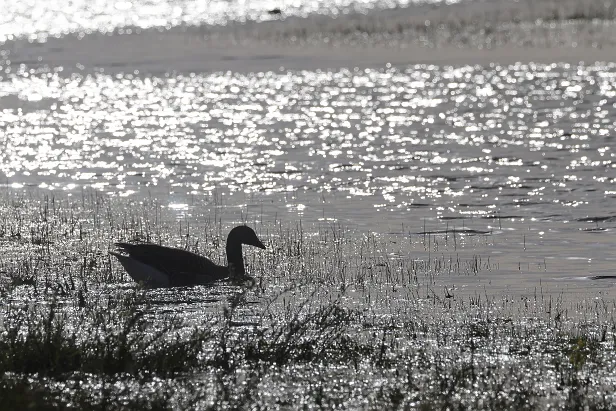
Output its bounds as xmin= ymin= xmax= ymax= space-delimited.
xmin=3 ymin=28 xmax=616 ymax=76
xmin=3 ymin=0 xmax=616 ymax=75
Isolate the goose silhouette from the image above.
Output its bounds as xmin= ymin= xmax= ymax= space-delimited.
xmin=110 ymin=225 xmax=266 ymax=288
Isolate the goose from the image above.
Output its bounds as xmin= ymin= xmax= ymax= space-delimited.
xmin=110 ymin=225 xmax=266 ymax=288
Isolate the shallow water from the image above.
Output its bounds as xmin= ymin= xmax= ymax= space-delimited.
xmin=3 ymin=63 xmax=615 ymax=212
xmin=1 ymin=61 xmax=616 ymax=296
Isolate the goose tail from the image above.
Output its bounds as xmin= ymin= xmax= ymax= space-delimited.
xmin=109 ymin=249 xmax=170 ymax=288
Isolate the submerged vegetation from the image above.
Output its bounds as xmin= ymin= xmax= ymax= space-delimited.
xmin=0 ymin=189 xmax=616 ymax=409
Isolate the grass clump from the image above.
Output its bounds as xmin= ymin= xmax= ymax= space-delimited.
xmin=0 ymin=304 xmax=82 ymax=376
xmin=241 ymin=299 xmax=367 ymax=366
xmin=0 ymin=294 xmax=209 ymax=378
xmin=0 ymin=378 xmax=60 ymax=411
xmin=0 ymin=377 xmax=180 ymax=411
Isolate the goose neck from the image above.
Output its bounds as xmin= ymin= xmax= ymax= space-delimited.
xmin=226 ymin=241 xmax=245 ymax=277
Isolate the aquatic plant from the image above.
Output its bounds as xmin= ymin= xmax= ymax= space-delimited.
xmin=1 ymin=190 xmax=616 ymax=409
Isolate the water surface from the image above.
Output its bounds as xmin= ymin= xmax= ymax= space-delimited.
xmin=1 ymin=62 xmax=616 ymax=295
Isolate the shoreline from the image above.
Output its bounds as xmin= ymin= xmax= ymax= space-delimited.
xmin=2 ymin=0 xmax=616 ymax=75
xmin=3 ymin=29 xmax=616 ymax=76
xmin=3 ymin=0 xmax=616 ymax=75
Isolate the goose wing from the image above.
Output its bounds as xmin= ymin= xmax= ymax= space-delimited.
xmin=113 ymin=243 xmax=227 ymax=285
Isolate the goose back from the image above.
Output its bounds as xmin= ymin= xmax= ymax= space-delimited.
xmin=114 ymin=243 xmax=228 ymax=287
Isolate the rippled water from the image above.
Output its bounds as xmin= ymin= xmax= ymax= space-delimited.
xmin=1 ymin=61 xmax=616 ymax=294
xmin=2 ymin=63 xmax=616 ymax=218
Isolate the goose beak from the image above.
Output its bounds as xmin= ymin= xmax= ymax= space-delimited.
xmin=255 ymin=239 xmax=266 ymax=249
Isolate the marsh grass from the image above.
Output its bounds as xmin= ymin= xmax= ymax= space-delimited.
xmin=0 ymin=294 xmax=208 ymax=378
xmin=0 ymin=377 xmax=181 ymax=411
xmin=188 ymin=0 xmax=616 ymax=49
xmin=1 ymin=189 xmax=616 ymax=409
xmin=241 ymin=296 xmax=368 ymax=367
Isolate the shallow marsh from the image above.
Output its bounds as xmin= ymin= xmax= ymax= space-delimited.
xmin=0 ymin=191 xmax=615 ymax=409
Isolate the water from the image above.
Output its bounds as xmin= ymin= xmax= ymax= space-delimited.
xmin=1 ymin=61 xmax=616 ymax=296
xmin=3 ymin=64 xmax=616 ymax=214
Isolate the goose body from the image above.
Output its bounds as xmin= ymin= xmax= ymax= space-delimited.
xmin=110 ymin=225 xmax=265 ymax=288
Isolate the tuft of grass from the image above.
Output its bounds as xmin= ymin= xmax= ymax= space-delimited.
xmin=0 ymin=295 xmax=211 ymax=378
xmin=0 ymin=302 xmax=82 ymax=375
xmin=0 ymin=377 xmax=178 ymax=411
xmin=241 ymin=300 xmax=367 ymax=366
xmin=0 ymin=378 xmax=60 ymax=411
xmin=566 ymin=335 xmax=600 ymax=371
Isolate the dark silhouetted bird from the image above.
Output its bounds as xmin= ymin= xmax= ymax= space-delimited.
xmin=110 ymin=225 xmax=265 ymax=288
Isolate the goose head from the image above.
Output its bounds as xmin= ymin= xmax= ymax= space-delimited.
xmin=227 ymin=225 xmax=266 ymax=249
